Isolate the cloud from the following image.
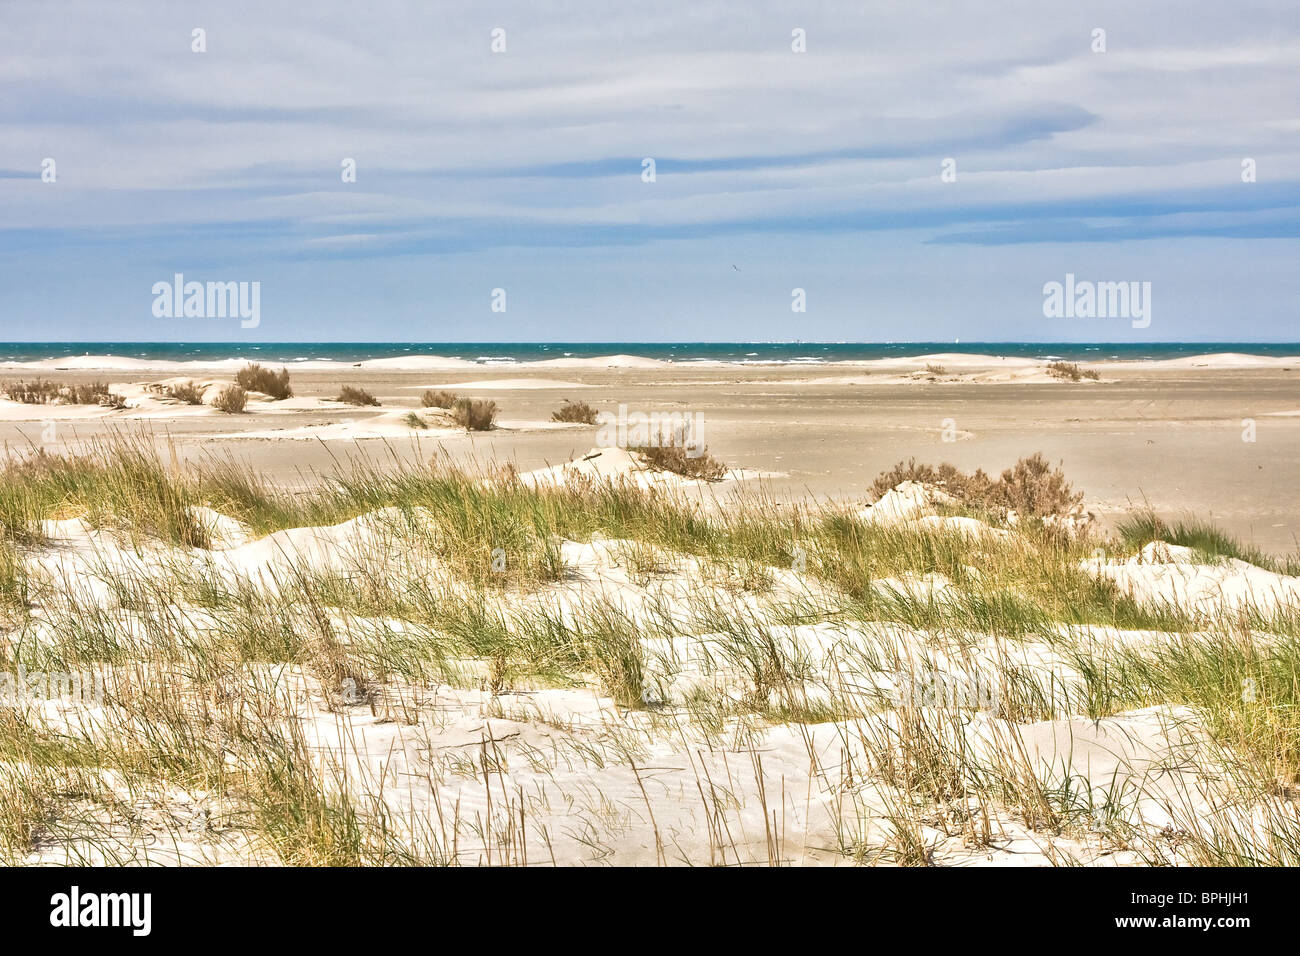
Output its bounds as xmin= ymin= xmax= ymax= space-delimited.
xmin=1 ymin=0 xmax=1297 ymax=337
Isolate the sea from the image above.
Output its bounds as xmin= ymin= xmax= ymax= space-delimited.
xmin=1 ymin=342 xmax=1296 ymax=365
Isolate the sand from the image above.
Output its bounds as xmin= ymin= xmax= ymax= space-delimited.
xmin=1 ymin=352 xmax=1297 ymax=553
xmin=13 ymin=478 xmax=1277 ymax=866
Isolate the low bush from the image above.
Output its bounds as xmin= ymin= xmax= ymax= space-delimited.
xmin=421 ymin=390 xmax=459 ymax=409
xmin=1047 ymin=361 xmax=1100 ymax=382
xmin=235 ymin=363 xmax=293 ymax=400
xmin=870 ymin=453 xmax=1082 ymax=518
xmin=451 ymin=397 xmax=497 ymax=431
xmin=630 ymin=441 xmax=727 ymax=481
xmin=551 ymin=400 xmax=599 ymax=424
xmin=213 ymin=384 xmax=248 ymax=413
xmin=165 ymin=381 xmax=206 ymax=405
xmin=334 ymin=386 xmax=381 ymax=407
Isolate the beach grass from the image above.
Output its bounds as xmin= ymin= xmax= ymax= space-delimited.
xmin=1 ymin=433 xmax=1299 ymax=865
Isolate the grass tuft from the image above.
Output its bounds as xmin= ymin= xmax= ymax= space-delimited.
xmin=235 ymin=363 xmax=293 ymax=400
xmin=551 ymin=400 xmax=599 ymax=424
xmin=334 ymin=386 xmax=380 ymax=407
xmin=213 ymin=385 xmax=248 ymax=413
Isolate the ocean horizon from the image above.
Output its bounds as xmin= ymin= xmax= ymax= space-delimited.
xmin=2 ymin=342 xmax=1298 ymax=366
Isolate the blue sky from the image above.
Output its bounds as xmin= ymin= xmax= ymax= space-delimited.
xmin=1 ymin=0 xmax=1298 ymax=342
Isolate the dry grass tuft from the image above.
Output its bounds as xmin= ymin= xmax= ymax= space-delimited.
xmin=235 ymin=363 xmax=293 ymax=399
xmin=630 ymin=440 xmax=727 ymax=481
xmin=334 ymin=386 xmax=381 ymax=407
xmin=871 ymin=453 xmax=1083 ymax=518
xmin=1047 ymin=361 xmax=1101 ymax=382
xmin=551 ymin=400 xmax=599 ymax=424
xmin=165 ymin=381 xmax=206 ymax=405
xmin=3 ymin=380 xmax=122 ymax=406
xmin=420 ymin=390 xmax=459 ymax=409
xmin=213 ymin=384 xmax=248 ymax=413
xmin=450 ymin=397 xmax=497 ymax=430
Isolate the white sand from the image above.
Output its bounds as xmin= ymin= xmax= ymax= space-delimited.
xmin=515 ymin=445 xmax=777 ymax=489
xmin=1084 ymin=540 xmax=1300 ymax=615
xmin=16 ymin=473 xmax=1300 ymax=866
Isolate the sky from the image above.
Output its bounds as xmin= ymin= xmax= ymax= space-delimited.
xmin=1 ymin=0 xmax=1298 ymax=343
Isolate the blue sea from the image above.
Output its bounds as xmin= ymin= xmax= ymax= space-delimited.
xmin=1 ymin=342 xmax=1297 ymax=365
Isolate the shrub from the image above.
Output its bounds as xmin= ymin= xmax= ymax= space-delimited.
xmin=3 ymin=380 xmax=62 ymax=404
xmin=3 ymin=380 xmax=113 ymax=405
xmin=213 ymin=384 xmax=248 ymax=413
xmin=870 ymin=453 xmax=1082 ymax=518
xmin=98 ymin=392 xmax=128 ymax=410
xmin=420 ymin=390 xmax=459 ymax=409
xmin=235 ymin=363 xmax=293 ymax=399
xmin=450 ymin=397 xmax=497 ymax=431
xmin=403 ymin=412 xmax=428 ymax=430
xmin=995 ymin=453 xmax=1084 ymax=517
xmin=1047 ymin=361 xmax=1100 ymax=382
xmin=67 ymin=383 xmax=113 ymax=405
xmin=334 ymin=386 xmax=381 ymax=407
xmin=630 ymin=441 xmax=727 ymax=481
xmin=551 ymin=400 xmax=599 ymax=424
xmin=165 ymin=381 xmax=206 ymax=405
xmin=924 ymin=364 xmax=947 ymax=376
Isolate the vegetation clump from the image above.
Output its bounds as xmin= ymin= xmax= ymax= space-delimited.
xmin=334 ymin=386 xmax=381 ymax=407
xmin=630 ymin=440 xmax=727 ymax=481
xmin=1047 ymin=361 xmax=1101 ymax=382
xmin=450 ymin=397 xmax=497 ymax=430
xmin=551 ymin=400 xmax=599 ymax=424
xmin=235 ymin=363 xmax=293 ymax=400
xmin=165 ymin=381 xmax=206 ymax=405
xmin=213 ymin=384 xmax=248 ymax=413
xmin=3 ymin=380 xmax=122 ymax=406
xmin=420 ymin=390 xmax=459 ymax=408
xmin=870 ymin=453 xmax=1083 ymax=518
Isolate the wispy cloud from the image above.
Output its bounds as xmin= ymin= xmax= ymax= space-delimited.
xmin=0 ymin=0 xmax=1297 ymax=339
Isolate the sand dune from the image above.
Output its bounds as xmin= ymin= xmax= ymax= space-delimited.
xmin=15 ymin=474 xmax=1287 ymax=866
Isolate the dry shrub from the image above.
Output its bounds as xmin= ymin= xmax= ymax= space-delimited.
xmin=420 ymin=390 xmax=459 ymax=408
xmin=551 ymin=400 xmax=599 ymax=424
xmin=235 ymin=363 xmax=293 ymax=399
xmin=871 ymin=453 xmax=1082 ymax=518
xmin=451 ymin=397 xmax=497 ymax=430
xmin=924 ymin=364 xmax=947 ymax=376
xmin=165 ymin=381 xmax=206 ymax=405
xmin=3 ymin=380 xmax=114 ymax=405
xmin=334 ymin=386 xmax=381 ymax=407
xmin=1047 ymin=361 xmax=1100 ymax=382
xmin=631 ymin=440 xmax=727 ymax=481
xmin=213 ymin=384 xmax=248 ymax=413
xmin=4 ymin=380 xmax=62 ymax=404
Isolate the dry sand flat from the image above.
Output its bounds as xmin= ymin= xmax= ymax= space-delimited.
xmin=1 ymin=351 xmax=1298 ymax=552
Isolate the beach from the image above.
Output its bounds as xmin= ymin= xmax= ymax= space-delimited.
xmin=2 ymin=351 xmax=1297 ymax=553
xmin=2 ymin=347 xmax=1300 ymax=867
